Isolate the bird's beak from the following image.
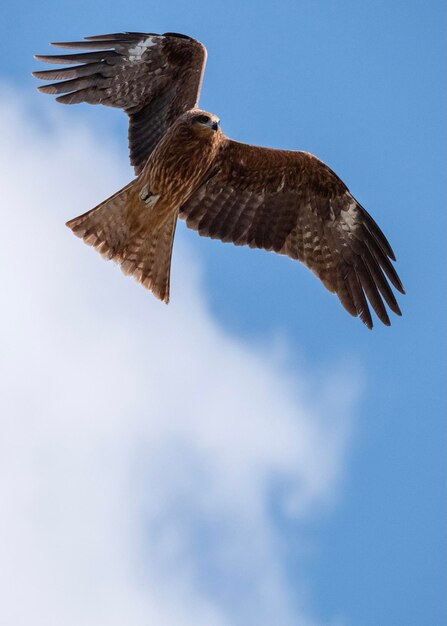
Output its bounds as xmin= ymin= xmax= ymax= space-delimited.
xmin=211 ymin=120 xmax=219 ymax=131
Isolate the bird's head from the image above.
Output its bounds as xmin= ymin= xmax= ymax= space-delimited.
xmin=177 ymin=109 xmax=221 ymax=138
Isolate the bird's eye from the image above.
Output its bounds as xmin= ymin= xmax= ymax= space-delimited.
xmin=195 ymin=114 xmax=210 ymax=124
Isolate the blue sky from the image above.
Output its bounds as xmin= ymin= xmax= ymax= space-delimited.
xmin=0 ymin=1 xmax=446 ymax=625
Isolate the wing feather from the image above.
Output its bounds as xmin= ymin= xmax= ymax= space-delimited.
xmin=34 ymin=50 xmax=119 ymax=64
xmin=34 ymin=32 xmax=207 ymax=173
xmin=180 ymin=140 xmax=404 ymax=328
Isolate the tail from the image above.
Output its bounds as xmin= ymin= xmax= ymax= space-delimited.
xmin=66 ymin=181 xmax=177 ymax=303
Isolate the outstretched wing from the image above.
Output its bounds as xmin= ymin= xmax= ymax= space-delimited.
xmin=34 ymin=32 xmax=207 ymax=174
xmin=180 ymin=140 xmax=404 ymax=328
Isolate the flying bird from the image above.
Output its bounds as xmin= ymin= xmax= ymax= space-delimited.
xmin=34 ymin=31 xmax=404 ymax=328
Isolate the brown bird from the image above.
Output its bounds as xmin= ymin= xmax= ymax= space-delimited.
xmin=34 ymin=32 xmax=404 ymax=328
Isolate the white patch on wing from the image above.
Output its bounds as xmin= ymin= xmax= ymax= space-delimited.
xmin=128 ymin=36 xmax=158 ymax=62
xmin=277 ymin=174 xmax=286 ymax=192
xmin=339 ymin=196 xmax=359 ymax=233
xmin=328 ymin=200 xmax=336 ymax=221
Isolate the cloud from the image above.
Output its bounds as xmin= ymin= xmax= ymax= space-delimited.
xmin=0 ymin=87 xmax=358 ymax=626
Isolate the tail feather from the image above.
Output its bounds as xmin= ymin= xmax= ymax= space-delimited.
xmin=120 ymin=213 xmax=177 ymax=302
xmin=67 ymin=180 xmax=177 ymax=302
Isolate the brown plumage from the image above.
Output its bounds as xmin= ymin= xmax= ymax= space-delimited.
xmin=34 ymin=32 xmax=404 ymax=328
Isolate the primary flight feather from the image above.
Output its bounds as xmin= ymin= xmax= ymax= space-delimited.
xmin=34 ymin=31 xmax=404 ymax=328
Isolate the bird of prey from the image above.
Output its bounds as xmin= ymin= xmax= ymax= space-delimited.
xmin=34 ymin=31 xmax=404 ymax=328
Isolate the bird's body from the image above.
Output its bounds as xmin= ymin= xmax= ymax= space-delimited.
xmin=142 ymin=110 xmax=222 ymax=219
xmin=34 ymin=31 xmax=404 ymax=328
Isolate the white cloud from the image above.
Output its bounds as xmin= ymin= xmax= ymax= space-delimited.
xmin=0 ymin=87 xmax=358 ymax=626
